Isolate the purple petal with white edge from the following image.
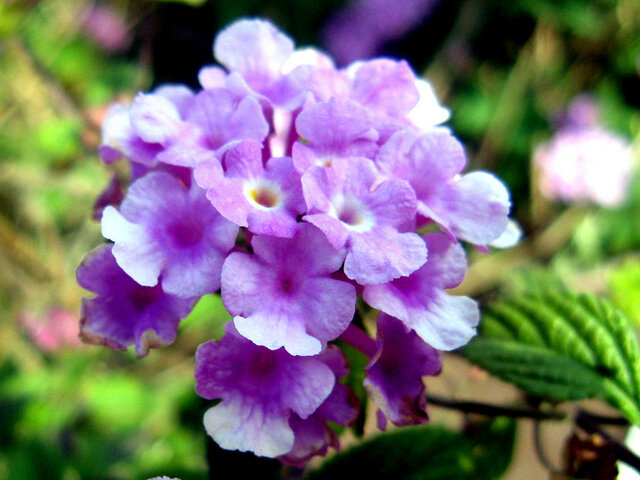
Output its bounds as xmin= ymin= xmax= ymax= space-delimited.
xmin=375 ymin=128 xmax=466 ymax=190
xmin=428 ymin=171 xmax=511 ymax=246
xmin=220 ymin=138 xmax=264 ymax=176
xmin=221 ymin=225 xmax=355 ymax=355
xmin=417 ymin=232 xmax=468 ymax=288
xmin=153 ymin=84 xmax=194 ymax=118
xmin=406 ymin=78 xmax=450 ymax=130
xmin=345 ymin=226 xmax=427 ymax=285
xmin=301 ymin=156 xmax=379 ymax=214
xmin=246 ymin=208 xmax=300 ymax=238
xmin=300 ymin=166 xmax=335 ymax=213
xmin=295 ymin=98 xmax=375 ymax=152
xmin=204 ymin=395 xmax=295 ymax=458
xmin=130 ymin=93 xmax=183 ymax=145
xmin=282 ymin=47 xmax=335 ymax=73
xmin=364 ymin=313 xmax=441 ymax=427
xmin=196 ymin=160 xmax=250 ymax=227
xmin=186 ymin=90 xmax=269 ymax=150
xmin=99 ymin=103 xmax=161 ymax=166
xmin=303 ymin=214 xmax=349 ymax=250
xmin=413 ymin=291 xmax=479 ymax=350
xmin=195 ymin=323 xmax=335 ymax=457
xmin=214 ymin=19 xmax=294 ymax=93
xmin=490 ymin=219 xmax=522 ymax=249
xmin=77 ymin=245 xmax=195 ymax=357
xmin=101 ymin=206 xmax=162 ymax=286
xmin=306 ymin=68 xmax=351 ymax=103
xmin=366 ymin=179 xmax=418 ymax=229
xmin=155 ymin=142 xmax=216 ymax=168
xmin=351 ymin=59 xmax=419 ymax=117
xmin=280 ymin=346 xmax=359 ymax=466
xmin=363 ymin=233 xmax=479 ymax=350
xmin=103 ymin=172 xmax=238 ymax=297
xmin=198 ymin=65 xmax=227 ymax=89
xmin=234 ymin=310 xmax=323 ymax=356
xmin=251 ymin=223 xmax=346 ymax=275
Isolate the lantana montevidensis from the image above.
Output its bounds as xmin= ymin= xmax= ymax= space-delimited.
xmin=77 ymin=18 xmax=512 ymax=464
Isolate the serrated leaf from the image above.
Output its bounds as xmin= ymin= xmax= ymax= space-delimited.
xmin=462 ymin=291 xmax=640 ymax=424
xmin=307 ymin=418 xmax=515 ymax=480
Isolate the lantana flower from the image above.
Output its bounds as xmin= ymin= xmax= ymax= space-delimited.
xmin=195 ymin=323 xmax=338 ymax=457
xmin=77 ymin=17 xmax=513 ymax=465
xmin=77 ymin=245 xmax=196 ymax=357
xmin=221 ymin=224 xmax=356 ymax=356
xmin=102 ymin=171 xmax=238 ymax=297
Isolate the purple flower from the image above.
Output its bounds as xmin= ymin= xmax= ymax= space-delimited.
xmin=80 ymin=16 xmax=517 ymax=465
xmin=348 ymin=59 xmax=419 ymax=118
xmin=157 ymin=89 xmax=269 ymax=168
xmin=214 ymin=19 xmax=294 ymax=96
xmin=280 ymin=346 xmax=359 ymax=465
xmin=322 ymin=0 xmax=439 ymax=65
xmin=102 ymin=171 xmax=238 ymax=297
xmin=302 ymin=156 xmax=427 ymax=285
xmin=211 ymin=18 xmax=319 ymax=109
xmin=363 ymin=233 xmax=479 ymax=350
xmin=98 ymin=86 xmax=194 ymax=166
xmin=292 ymin=98 xmax=378 ymax=173
xmin=77 ymin=245 xmax=196 ymax=357
xmin=221 ymin=224 xmax=356 ymax=356
xmin=194 ymin=139 xmax=305 ymax=237
xmin=375 ymin=128 xmax=510 ymax=246
xmin=99 ymin=102 xmax=162 ymax=166
xmin=364 ymin=314 xmax=441 ymax=428
xmin=534 ymin=97 xmax=633 ymax=207
xmin=304 ymin=60 xmax=424 ymax=141
xmin=195 ymin=323 xmax=335 ymax=457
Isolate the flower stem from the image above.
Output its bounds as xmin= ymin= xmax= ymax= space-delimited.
xmin=339 ymin=323 xmax=377 ymax=358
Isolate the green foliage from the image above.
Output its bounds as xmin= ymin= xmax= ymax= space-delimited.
xmin=609 ymin=260 xmax=640 ymax=325
xmin=335 ymin=340 xmax=369 ymax=436
xmin=462 ymin=291 xmax=640 ymax=423
xmin=307 ymin=418 xmax=516 ymax=480
xmin=180 ymin=293 xmax=230 ymax=340
xmin=0 ymin=347 xmax=208 ymax=480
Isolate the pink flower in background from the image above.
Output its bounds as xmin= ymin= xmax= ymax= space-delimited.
xmin=20 ymin=308 xmax=83 ymax=353
xmin=82 ymin=3 xmax=131 ymax=54
xmin=534 ymin=96 xmax=635 ymax=207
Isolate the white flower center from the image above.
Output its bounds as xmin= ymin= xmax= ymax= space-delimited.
xmin=332 ymin=195 xmax=374 ymax=232
xmin=244 ymin=180 xmax=283 ymax=210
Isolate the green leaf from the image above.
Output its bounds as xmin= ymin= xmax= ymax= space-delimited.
xmin=307 ymin=418 xmax=515 ymax=480
xmin=462 ymin=291 xmax=640 ymax=423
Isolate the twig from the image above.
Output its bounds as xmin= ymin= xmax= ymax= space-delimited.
xmin=533 ymin=420 xmax=564 ymax=474
xmin=426 ymin=393 xmax=566 ymax=420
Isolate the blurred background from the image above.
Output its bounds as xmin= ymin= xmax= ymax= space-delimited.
xmin=1 ymin=0 xmax=639 ymax=478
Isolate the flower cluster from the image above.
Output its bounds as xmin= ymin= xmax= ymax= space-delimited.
xmin=77 ymin=18 xmax=511 ymax=463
